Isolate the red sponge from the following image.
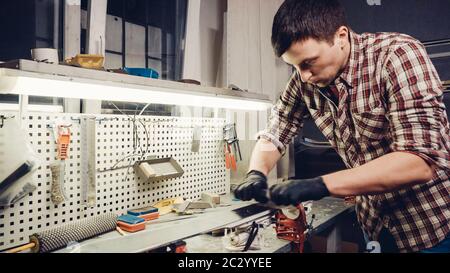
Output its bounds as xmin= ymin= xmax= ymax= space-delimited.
xmin=117 ymin=221 xmax=146 ymax=233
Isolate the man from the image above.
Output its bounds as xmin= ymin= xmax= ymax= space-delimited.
xmin=234 ymin=0 xmax=449 ymax=253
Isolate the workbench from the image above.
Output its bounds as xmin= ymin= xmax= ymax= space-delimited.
xmin=54 ymin=196 xmax=354 ymax=253
xmin=184 ymin=197 xmax=355 ymax=253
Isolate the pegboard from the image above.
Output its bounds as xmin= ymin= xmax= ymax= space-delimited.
xmin=0 ymin=111 xmax=229 ymax=251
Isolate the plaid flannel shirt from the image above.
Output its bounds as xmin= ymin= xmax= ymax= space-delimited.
xmin=258 ymin=31 xmax=450 ymax=252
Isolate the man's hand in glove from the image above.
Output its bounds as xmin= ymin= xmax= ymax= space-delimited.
xmin=233 ymin=170 xmax=269 ymax=203
xmin=269 ymin=177 xmax=330 ymax=206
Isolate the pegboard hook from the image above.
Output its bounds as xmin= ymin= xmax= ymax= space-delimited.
xmin=70 ymin=118 xmax=81 ymax=124
xmin=0 ymin=115 xmax=15 ymax=128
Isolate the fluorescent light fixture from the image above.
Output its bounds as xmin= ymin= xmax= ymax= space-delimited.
xmin=0 ymin=103 xmax=63 ymax=113
xmin=0 ymin=73 xmax=272 ymax=111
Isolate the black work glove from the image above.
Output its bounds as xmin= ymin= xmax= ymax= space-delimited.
xmin=269 ymin=177 xmax=330 ymax=206
xmin=233 ymin=170 xmax=269 ymax=203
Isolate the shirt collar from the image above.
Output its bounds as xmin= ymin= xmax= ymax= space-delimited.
xmin=337 ymin=30 xmax=361 ymax=88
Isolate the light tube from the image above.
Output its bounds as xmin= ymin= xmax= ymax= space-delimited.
xmin=0 ymin=75 xmax=272 ymax=111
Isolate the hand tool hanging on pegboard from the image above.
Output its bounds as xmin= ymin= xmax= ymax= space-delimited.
xmin=49 ymin=122 xmax=72 ymax=205
xmin=223 ymin=123 xmax=241 ymax=171
xmin=223 ymin=123 xmax=242 ymax=161
xmin=223 ymin=142 xmax=236 ymax=171
xmin=191 ymin=125 xmax=202 ymax=153
xmin=80 ymin=117 xmax=97 ymax=208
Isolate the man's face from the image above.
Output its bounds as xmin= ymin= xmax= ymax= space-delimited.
xmin=281 ymin=32 xmax=349 ymax=87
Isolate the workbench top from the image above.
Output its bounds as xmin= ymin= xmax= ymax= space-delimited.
xmin=54 ymin=196 xmax=353 ymax=253
xmin=184 ymin=197 xmax=354 ymax=253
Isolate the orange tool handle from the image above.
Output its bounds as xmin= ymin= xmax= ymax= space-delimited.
xmin=57 ymin=126 xmax=71 ymax=160
xmin=224 ymin=144 xmax=231 ymax=169
xmin=230 ymin=154 xmax=237 ymax=171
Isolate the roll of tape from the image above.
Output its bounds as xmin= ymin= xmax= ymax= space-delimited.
xmin=230 ymin=232 xmax=250 ymax=246
xmin=31 ymin=48 xmax=59 ymax=64
xmin=281 ymin=206 xmax=300 ymax=220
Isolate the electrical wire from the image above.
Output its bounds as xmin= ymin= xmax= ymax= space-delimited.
xmin=138 ymin=103 xmax=150 ymax=116
xmin=137 ymin=119 xmax=150 ymax=161
xmin=108 ymin=102 xmax=141 ymax=172
xmin=122 ymin=104 xmax=141 ymax=180
xmin=106 ymin=102 xmax=151 ymax=177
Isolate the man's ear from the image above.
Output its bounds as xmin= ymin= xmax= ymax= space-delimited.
xmin=335 ymin=26 xmax=349 ymax=48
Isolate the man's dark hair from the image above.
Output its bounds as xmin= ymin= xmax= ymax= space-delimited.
xmin=272 ymin=0 xmax=348 ymax=57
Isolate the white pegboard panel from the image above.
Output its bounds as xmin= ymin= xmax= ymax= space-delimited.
xmin=0 ymin=111 xmax=229 ymax=251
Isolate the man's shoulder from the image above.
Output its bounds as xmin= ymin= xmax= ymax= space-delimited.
xmin=357 ymin=32 xmax=425 ymax=64
xmin=358 ymin=31 xmax=423 ymax=53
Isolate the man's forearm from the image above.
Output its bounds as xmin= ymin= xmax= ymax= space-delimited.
xmin=248 ymin=139 xmax=282 ymax=176
xmin=322 ymin=152 xmax=433 ymax=197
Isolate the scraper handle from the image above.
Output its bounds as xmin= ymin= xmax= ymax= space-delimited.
xmin=5 ymin=242 xmax=36 ymax=253
xmin=0 ymin=161 xmax=33 ymax=193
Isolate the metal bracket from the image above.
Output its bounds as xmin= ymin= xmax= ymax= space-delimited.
xmin=47 ymin=124 xmax=73 ymax=130
xmin=0 ymin=115 xmax=15 ymax=128
xmin=71 ymin=117 xmax=119 ymax=125
xmin=81 ymin=116 xmax=97 ymax=208
xmin=96 ymin=117 xmax=119 ymax=125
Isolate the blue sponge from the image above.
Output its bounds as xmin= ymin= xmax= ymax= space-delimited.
xmin=127 ymin=206 xmax=159 ymax=216
xmin=118 ymin=214 xmax=145 ymax=225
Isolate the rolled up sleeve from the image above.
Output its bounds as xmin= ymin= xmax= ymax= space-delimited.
xmin=256 ymin=72 xmax=307 ymax=156
xmin=384 ymin=41 xmax=450 ymax=173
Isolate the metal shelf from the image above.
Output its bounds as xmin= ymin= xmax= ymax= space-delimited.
xmin=0 ymin=60 xmax=272 ymax=109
